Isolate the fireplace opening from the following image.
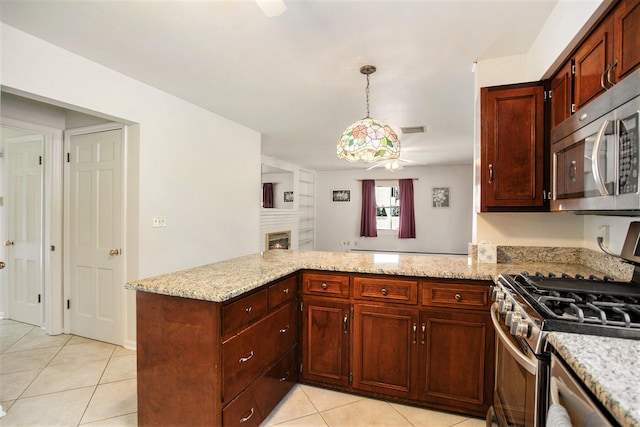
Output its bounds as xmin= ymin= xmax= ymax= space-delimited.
xmin=266 ymin=230 xmax=291 ymax=250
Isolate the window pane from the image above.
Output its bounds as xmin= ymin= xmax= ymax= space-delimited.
xmin=375 ymin=184 xmax=399 ymax=231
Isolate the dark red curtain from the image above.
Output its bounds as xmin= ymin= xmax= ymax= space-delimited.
xmin=398 ymin=179 xmax=416 ymax=238
xmin=263 ymin=183 xmax=274 ymax=208
xmin=360 ymin=179 xmax=378 ymax=237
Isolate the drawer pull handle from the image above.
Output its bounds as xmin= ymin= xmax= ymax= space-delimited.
xmin=279 ymin=325 xmax=290 ymax=334
xmin=239 ymin=351 xmax=254 ymax=364
xmin=455 ymin=294 xmax=462 ymax=302
xmin=283 ymin=288 xmax=289 ymax=294
xmin=239 ymin=408 xmax=255 ymax=423
xmin=321 ymin=283 xmax=328 ymax=290
xmin=412 ymin=323 xmax=417 ymax=344
xmin=381 ymin=288 xmax=388 ymax=296
xmin=245 ymin=306 xmax=253 ymax=314
xmin=421 ymin=323 xmax=426 ymax=345
xmin=279 ymin=371 xmax=290 ymax=382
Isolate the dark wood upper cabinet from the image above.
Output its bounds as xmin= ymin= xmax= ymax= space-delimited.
xmin=613 ymin=0 xmax=640 ymax=81
xmin=550 ymin=60 xmax=573 ymax=129
xmin=574 ymin=15 xmax=614 ymax=110
xmin=480 ymin=82 xmax=547 ymax=211
xmin=550 ymin=0 xmax=640 ymax=126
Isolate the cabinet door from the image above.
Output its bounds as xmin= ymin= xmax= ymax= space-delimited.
xmin=550 ymin=60 xmax=573 ymax=129
xmin=352 ymin=304 xmax=418 ymax=399
xmin=481 ymin=83 xmax=546 ymax=211
xmin=419 ymin=309 xmax=494 ymax=417
xmin=613 ymin=0 xmax=640 ymax=81
xmin=574 ymin=15 xmax=613 ymax=109
xmin=301 ymin=297 xmax=350 ymax=388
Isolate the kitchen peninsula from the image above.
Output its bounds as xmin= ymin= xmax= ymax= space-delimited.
xmin=126 ymin=250 xmax=622 ymax=427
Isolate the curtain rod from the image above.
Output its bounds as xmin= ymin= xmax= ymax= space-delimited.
xmin=356 ymin=178 xmax=419 ymax=181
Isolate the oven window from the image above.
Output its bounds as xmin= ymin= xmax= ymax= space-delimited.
xmin=494 ymin=330 xmax=537 ymax=427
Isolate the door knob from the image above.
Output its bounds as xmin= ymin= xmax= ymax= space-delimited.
xmin=109 ymin=249 xmax=120 ymax=256
xmin=5 ymin=240 xmax=14 ymax=246
xmin=0 ymin=261 xmax=5 ymax=269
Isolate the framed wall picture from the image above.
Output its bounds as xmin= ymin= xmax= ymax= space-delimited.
xmin=432 ymin=187 xmax=450 ymax=208
xmin=332 ymin=190 xmax=351 ymax=202
xmin=284 ymin=191 xmax=294 ymax=202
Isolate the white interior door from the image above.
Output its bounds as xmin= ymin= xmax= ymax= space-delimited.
xmin=66 ymin=126 xmax=123 ymax=345
xmin=6 ymin=135 xmax=44 ymax=326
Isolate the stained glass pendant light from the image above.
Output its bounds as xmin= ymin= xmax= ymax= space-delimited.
xmin=337 ymin=65 xmax=400 ymax=163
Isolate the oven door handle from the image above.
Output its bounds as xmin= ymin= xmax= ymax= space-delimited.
xmin=491 ymin=303 xmax=537 ymax=375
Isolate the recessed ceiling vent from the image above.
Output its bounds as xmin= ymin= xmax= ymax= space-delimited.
xmin=400 ymin=126 xmax=425 ymax=134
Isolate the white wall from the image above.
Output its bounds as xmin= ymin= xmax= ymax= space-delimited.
xmin=316 ymin=165 xmax=473 ymax=254
xmin=1 ymin=23 xmax=262 ymax=346
xmin=471 ymin=0 xmax=640 ymax=249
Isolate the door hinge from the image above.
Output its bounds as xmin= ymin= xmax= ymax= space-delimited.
xmin=51 ymin=245 xmax=55 ymax=251
xmin=571 ymin=64 xmax=576 ymax=75
xmin=350 ymin=306 xmax=354 ymax=318
xmin=299 ymin=363 xmax=303 ymax=374
xmin=349 ymin=372 xmax=353 ymax=384
xmin=38 ymin=294 xmax=41 ymax=303
xmin=544 ymin=90 xmax=551 ymax=101
xmin=67 ymin=153 xmax=70 ymax=163
xmin=67 ymin=299 xmax=70 ymax=309
xmin=39 ymin=155 xmax=42 ymax=165
xmin=300 ymin=301 xmax=304 ymax=312
xmin=571 ymin=104 xmax=576 ymax=113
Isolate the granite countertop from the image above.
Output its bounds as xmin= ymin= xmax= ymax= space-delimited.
xmin=125 ymin=250 xmax=607 ymax=302
xmin=548 ymin=332 xmax=640 ymax=427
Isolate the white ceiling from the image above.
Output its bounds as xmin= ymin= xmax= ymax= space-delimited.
xmin=0 ymin=0 xmax=559 ymax=171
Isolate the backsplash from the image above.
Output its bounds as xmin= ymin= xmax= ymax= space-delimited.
xmin=468 ymin=244 xmax=635 ymax=281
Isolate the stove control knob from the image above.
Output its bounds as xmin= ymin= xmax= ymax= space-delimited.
xmin=492 ymin=289 xmax=505 ymax=302
xmin=512 ymin=320 xmax=530 ymax=338
xmin=505 ymin=311 xmax=521 ymax=327
xmin=499 ymin=298 xmax=513 ymax=314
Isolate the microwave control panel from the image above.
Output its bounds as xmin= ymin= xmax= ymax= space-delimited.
xmin=619 ymin=115 xmax=639 ymax=195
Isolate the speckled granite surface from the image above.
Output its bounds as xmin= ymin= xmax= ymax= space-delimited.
xmin=125 ymin=249 xmax=609 ymax=302
xmin=548 ymin=332 xmax=640 ymax=427
xmin=468 ymin=245 xmax=634 ymax=281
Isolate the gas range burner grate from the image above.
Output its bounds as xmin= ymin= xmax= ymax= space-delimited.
xmin=514 ymin=272 xmax=640 ymax=329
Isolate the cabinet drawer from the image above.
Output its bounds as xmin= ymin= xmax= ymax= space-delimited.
xmin=268 ymin=276 xmax=296 ymax=309
xmin=222 ymin=302 xmax=296 ymax=403
xmin=222 ymin=347 xmax=296 ymax=427
xmin=353 ymin=276 xmax=418 ymax=305
xmin=302 ymin=272 xmax=349 ymax=298
xmin=222 ymin=289 xmax=268 ymax=336
xmin=421 ymin=282 xmax=489 ymax=309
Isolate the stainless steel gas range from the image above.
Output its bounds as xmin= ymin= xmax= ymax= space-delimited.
xmin=487 ymin=223 xmax=640 ymax=427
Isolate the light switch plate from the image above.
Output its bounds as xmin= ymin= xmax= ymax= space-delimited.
xmin=153 ymin=216 xmax=167 ymax=227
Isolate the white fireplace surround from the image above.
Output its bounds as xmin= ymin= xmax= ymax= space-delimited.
xmin=260 ymin=209 xmax=300 ymax=251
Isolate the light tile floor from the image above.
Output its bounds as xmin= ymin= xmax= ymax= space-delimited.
xmin=0 ymin=319 xmax=486 ymax=427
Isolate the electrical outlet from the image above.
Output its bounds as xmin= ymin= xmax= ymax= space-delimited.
xmin=598 ymin=225 xmax=610 ymax=248
xmin=153 ymin=216 xmax=167 ymax=227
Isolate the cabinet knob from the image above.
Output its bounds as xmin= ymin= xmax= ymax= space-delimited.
xmin=321 ymin=283 xmax=328 ymax=290
xmin=455 ymin=294 xmax=462 ymax=302
xmin=109 ymin=249 xmax=120 ymax=256
xmin=381 ymin=288 xmax=388 ymax=296
xmin=5 ymin=240 xmax=15 ymax=246
xmin=245 ymin=306 xmax=253 ymax=314
xmin=283 ymin=288 xmax=289 ymax=294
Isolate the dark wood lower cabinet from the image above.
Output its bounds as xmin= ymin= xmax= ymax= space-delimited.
xmin=301 ymin=297 xmax=350 ymax=387
xmin=136 ymin=272 xmax=493 ymax=425
xmin=420 ymin=309 xmax=495 ymax=417
xmin=352 ymin=304 xmax=418 ymax=399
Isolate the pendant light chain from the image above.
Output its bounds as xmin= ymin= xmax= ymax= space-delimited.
xmin=365 ymin=73 xmax=371 ymax=118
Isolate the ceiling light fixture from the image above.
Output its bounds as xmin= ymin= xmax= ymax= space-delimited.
xmin=255 ymin=0 xmax=287 ymax=17
xmin=337 ymin=65 xmax=400 ymax=163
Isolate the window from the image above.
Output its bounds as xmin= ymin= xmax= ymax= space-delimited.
xmin=375 ymin=182 xmax=399 ymax=231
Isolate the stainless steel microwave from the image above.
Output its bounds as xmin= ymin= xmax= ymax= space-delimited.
xmin=551 ymin=68 xmax=640 ymax=214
